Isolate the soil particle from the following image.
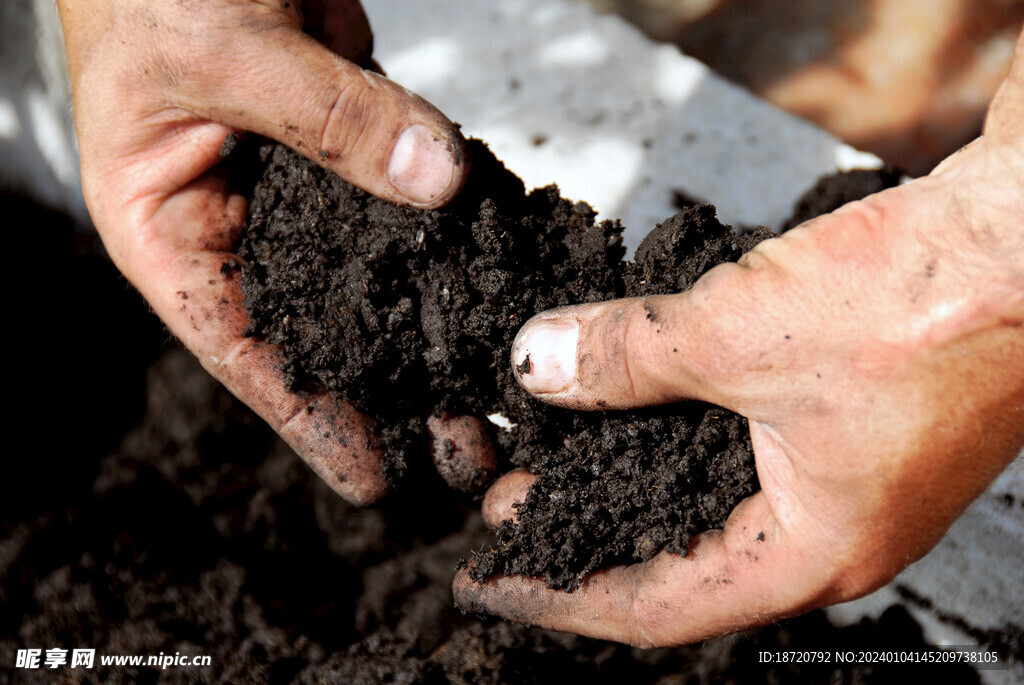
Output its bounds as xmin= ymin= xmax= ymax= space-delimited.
xmin=221 ymin=260 xmax=241 ymax=277
xmin=220 ymin=132 xmax=240 ymax=158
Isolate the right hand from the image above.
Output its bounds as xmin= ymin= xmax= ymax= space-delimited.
xmin=455 ymin=30 xmax=1024 ymax=644
xmin=58 ymin=0 xmax=493 ymax=504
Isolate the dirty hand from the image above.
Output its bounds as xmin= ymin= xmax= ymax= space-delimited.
xmin=454 ymin=32 xmax=1024 ymax=645
xmin=59 ymin=0 xmax=485 ymax=505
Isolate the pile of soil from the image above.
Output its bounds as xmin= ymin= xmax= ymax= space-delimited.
xmin=239 ymin=141 xmax=766 ymax=589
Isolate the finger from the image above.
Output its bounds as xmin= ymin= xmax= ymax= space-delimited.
xmin=509 ymin=264 xmax=763 ymax=412
xmin=481 ymin=469 xmax=536 ymax=527
xmin=179 ymin=8 xmax=468 ymax=209
xmin=426 ymin=413 xmax=498 ymax=493
xmin=455 ymin=493 xmax=842 ymax=647
xmin=121 ymin=175 xmax=389 ymax=506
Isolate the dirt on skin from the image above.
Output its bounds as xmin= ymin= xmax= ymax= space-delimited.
xmin=239 ymin=140 xmax=766 ymax=590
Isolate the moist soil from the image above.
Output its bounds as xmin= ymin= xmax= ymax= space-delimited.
xmin=239 ymin=140 xmax=768 ymax=590
xmin=1 ymin=189 xmax=999 ymax=683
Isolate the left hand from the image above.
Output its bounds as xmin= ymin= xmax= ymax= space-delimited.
xmin=59 ymin=0 xmax=478 ymax=504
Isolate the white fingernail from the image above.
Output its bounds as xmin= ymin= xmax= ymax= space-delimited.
xmin=388 ymin=124 xmax=457 ymax=205
xmin=511 ymin=318 xmax=578 ymax=394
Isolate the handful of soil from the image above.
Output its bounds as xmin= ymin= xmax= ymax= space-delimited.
xmin=238 ymin=140 xmax=764 ymax=590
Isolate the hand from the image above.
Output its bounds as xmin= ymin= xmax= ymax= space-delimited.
xmin=58 ymin=0 xmax=484 ymax=504
xmin=454 ymin=31 xmax=1024 ymax=646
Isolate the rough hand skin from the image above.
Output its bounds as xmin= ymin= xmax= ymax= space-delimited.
xmin=239 ymin=140 xmax=765 ymax=589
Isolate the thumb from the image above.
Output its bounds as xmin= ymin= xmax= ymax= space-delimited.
xmin=183 ymin=15 xmax=467 ymax=209
xmin=510 ymin=263 xmax=764 ymax=411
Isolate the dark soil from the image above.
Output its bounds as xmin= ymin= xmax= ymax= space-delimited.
xmin=1 ymin=188 xmax=1000 ymax=684
xmin=239 ymin=141 xmax=767 ymax=590
xmin=782 ymin=166 xmax=903 ymax=231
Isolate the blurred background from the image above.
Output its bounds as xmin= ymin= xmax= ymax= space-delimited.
xmin=584 ymin=0 xmax=1024 ymax=175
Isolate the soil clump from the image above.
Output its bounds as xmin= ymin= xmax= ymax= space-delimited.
xmin=782 ymin=166 xmax=903 ymax=230
xmin=238 ymin=141 xmax=767 ymax=590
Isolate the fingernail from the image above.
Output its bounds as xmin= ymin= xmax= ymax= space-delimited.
xmin=511 ymin=317 xmax=578 ymax=394
xmin=388 ymin=124 xmax=457 ymax=205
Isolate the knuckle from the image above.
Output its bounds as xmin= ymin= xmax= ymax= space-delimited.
xmin=620 ymin=297 xmax=683 ymax=402
xmin=574 ymin=303 xmax=637 ymax=403
xmin=628 ymin=588 xmax=674 ymax=648
xmin=317 ymin=73 xmax=380 ymax=162
xmin=681 ymin=264 xmax=767 ymax=387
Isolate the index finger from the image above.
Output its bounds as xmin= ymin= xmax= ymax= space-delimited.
xmin=119 ymin=171 xmax=389 ymax=505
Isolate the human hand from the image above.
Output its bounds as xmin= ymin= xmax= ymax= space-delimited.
xmin=58 ymin=0 xmax=486 ymax=504
xmin=453 ymin=32 xmax=1024 ymax=645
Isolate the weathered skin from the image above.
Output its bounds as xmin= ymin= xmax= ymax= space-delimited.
xmin=58 ymin=0 xmax=484 ymax=504
xmin=455 ymin=30 xmax=1024 ymax=647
